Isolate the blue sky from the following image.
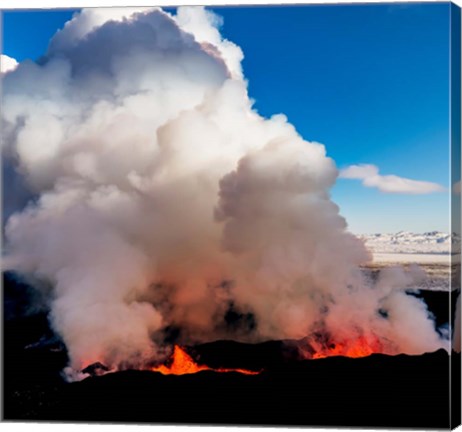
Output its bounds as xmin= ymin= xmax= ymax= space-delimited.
xmin=2 ymin=4 xmax=452 ymax=233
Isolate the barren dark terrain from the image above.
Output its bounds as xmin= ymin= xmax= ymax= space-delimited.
xmin=3 ymin=272 xmax=461 ymax=428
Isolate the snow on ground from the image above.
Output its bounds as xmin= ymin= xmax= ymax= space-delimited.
xmin=359 ymin=231 xmax=451 ymax=256
xmin=358 ymin=231 xmax=461 ymax=264
xmin=371 ymin=253 xmax=450 ymax=264
xmin=357 ymin=231 xmax=459 ymax=291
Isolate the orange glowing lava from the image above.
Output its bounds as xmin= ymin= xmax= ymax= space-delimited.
xmin=151 ymin=345 xmax=260 ymax=375
xmin=311 ymin=335 xmax=383 ymax=359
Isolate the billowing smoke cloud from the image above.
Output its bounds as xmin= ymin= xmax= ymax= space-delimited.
xmin=2 ymin=7 xmax=448 ymax=373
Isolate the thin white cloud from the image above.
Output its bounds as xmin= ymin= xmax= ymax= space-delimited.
xmin=340 ymin=164 xmax=445 ymax=195
xmin=1 ymin=54 xmax=18 ymax=74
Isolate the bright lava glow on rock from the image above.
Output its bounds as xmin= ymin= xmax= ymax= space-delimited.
xmin=151 ymin=345 xmax=260 ymax=375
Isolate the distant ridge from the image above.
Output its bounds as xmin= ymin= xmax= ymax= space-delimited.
xmin=358 ymin=231 xmax=452 ymax=255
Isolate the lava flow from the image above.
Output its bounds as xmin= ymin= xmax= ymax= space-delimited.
xmin=311 ymin=335 xmax=384 ymax=359
xmin=151 ymin=345 xmax=260 ymax=375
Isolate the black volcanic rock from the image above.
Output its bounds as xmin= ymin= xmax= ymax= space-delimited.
xmin=3 ymin=272 xmax=458 ymax=428
xmin=82 ymin=362 xmax=110 ymax=377
xmin=188 ymin=338 xmax=304 ymax=371
xmin=4 ymin=348 xmax=455 ymax=428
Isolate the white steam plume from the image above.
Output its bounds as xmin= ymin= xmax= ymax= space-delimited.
xmin=2 ymin=7 xmax=448 ymax=373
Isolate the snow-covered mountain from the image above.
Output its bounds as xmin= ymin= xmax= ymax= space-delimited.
xmin=358 ymin=231 xmax=453 ymax=256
